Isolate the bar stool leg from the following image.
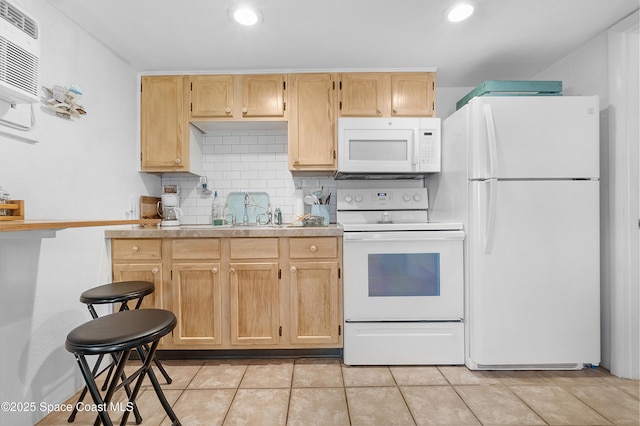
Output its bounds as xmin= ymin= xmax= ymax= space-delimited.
xmin=68 ymin=352 xmax=143 ymax=424
xmin=119 ymin=341 xmax=181 ymax=426
xmin=74 ymin=352 xmax=125 ymax=426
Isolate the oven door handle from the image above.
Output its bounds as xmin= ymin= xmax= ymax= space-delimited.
xmin=344 ymin=231 xmax=465 ymax=242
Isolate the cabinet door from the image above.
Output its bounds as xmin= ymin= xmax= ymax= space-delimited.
xmin=289 ymin=261 xmax=341 ymax=345
xmin=288 ymin=73 xmax=337 ymax=170
xmin=391 ymin=73 xmax=436 ymax=117
xmin=339 ymin=73 xmax=386 ymax=116
xmin=229 ymin=262 xmax=280 ymax=345
xmin=190 ymin=75 xmax=234 ymax=119
xmin=140 ymin=75 xmax=188 ymax=171
xmin=112 ymin=263 xmax=162 ymax=310
xmin=172 ymin=262 xmax=223 ymax=345
xmin=241 ymin=74 xmax=286 ymax=118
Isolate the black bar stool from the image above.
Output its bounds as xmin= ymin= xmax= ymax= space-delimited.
xmin=66 ymin=309 xmax=181 ymax=426
xmin=68 ymin=281 xmax=172 ymax=423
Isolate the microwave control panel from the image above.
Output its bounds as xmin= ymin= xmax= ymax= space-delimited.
xmin=418 ymin=130 xmax=440 ymax=172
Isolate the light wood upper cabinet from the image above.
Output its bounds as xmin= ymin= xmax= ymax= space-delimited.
xmin=140 ymin=75 xmax=203 ymax=173
xmin=288 ymin=73 xmax=337 ymax=171
xmin=241 ymin=74 xmax=286 ymax=118
xmin=339 ymin=73 xmax=386 ymax=117
xmin=339 ymin=72 xmax=436 ymax=117
xmin=391 ymin=73 xmax=436 ymax=117
xmin=189 ymin=74 xmax=286 ymax=120
xmin=190 ymin=75 xmax=234 ymax=118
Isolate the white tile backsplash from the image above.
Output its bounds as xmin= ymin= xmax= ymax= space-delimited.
xmin=162 ymin=130 xmax=336 ymax=225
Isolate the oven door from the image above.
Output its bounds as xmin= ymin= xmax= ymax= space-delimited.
xmin=343 ymin=230 xmax=464 ymax=321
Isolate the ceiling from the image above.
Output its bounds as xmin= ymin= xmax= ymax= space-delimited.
xmin=48 ymin=0 xmax=638 ymax=87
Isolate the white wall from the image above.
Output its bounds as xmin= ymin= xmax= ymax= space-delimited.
xmin=0 ymin=1 xmax=159 ymax=423
xmin=533 ymin=12 xmax=640 ymax=378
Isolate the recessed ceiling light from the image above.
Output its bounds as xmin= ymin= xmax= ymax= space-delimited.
xmin=228 ymin=4 xmax=263 ymax=26
xmin=446 ymin=3 xmax=474 ymax=22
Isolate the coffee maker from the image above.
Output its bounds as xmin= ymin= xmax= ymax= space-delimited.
xmin=157 ymin=185 xmax=183 ymax=227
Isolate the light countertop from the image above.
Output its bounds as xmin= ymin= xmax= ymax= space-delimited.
xmin=104 ymin=224 xmax=343 ymax=238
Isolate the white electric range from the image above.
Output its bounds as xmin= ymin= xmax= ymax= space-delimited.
xmin=337 ymin=184 xmax=465 ymax=365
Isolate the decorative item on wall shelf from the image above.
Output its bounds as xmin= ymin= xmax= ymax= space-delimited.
xmin=42 ymin=84 xmax=87 ymax=119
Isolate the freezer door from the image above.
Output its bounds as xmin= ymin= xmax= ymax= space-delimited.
xmin=468 ymin=96 xmax=599 ymax=179
xmin=467 ymin=180 xmax=600 ymax=367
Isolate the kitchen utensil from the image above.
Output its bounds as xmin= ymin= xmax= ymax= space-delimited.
xmin=303 ymin=195 xmax=316 ymax=205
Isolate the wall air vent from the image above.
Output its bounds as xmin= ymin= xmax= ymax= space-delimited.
xmin=0 ymin=0 xmax=39 ymax=103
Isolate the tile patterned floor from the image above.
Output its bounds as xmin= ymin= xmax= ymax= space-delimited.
xmin=38 ymin=358 xmax=640 ymax=425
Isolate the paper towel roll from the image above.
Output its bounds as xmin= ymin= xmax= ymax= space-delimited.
xmin=295 ymin=188 xmax=304 ymax=218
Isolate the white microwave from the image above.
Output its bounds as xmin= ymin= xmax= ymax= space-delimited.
xmin=337 ymin=117 xmax=441 ymax=177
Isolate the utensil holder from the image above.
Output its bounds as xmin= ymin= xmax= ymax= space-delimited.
xmin=310 ymin=204 xmax=330 ymax=226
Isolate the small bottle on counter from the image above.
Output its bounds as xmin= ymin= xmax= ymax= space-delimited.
xmin=211 ymin=190 xmax=224 ymax=226
xmin=274 ymin=208 xmax=282 ymax=225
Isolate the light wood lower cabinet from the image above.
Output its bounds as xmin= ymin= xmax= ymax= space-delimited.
xmin=112 ymin=238 xmax=162 ymax=310
xmin=289 ymin=261 xmax=340 ymax=344
xmin=172 ymin=262 xmax=222 ymax=345
xmin=111 ymin=236 xmax=342 ymax=350
xmin=229 ymin=262 xmax=280 ymax=345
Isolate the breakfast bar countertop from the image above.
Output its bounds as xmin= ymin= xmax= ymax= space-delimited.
xmin=104 ymin=224 xmax=343 ymax=238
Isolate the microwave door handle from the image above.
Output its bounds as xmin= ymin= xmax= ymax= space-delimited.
xmin=414 ymin=129 xmax=420 ymax=168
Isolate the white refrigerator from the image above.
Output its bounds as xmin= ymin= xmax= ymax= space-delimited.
xmin=427 ymin=95 xmax=600 ymax=370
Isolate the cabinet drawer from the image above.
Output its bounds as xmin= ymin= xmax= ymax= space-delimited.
xmin=172 ymin=239 xmax=221 ymax=260
xmin=112 ymin=239 xmax=161 ymax=260
xmin=230 ymin=238 xmax=279 ymax=259
xmin=290 ymin=237 xmax=338 ymax=258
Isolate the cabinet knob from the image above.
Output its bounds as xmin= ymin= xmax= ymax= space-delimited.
xmin=290 ymin=266 xmax=297 ymax=273
xmin=229 ymin=267 xmax=236 ymax=274
xmin=377 ymin=107 xmax=382 ymax=114
xmin=309 ymin=245 xmax=317 ymax=252
xmin=225 ymin=107 xmax=231 ymax=114
xmin=392 ymin=107 xmax=398 ymax=114
xmin=242 ymin=107 xmax=248 ymax=114
xmin=175 ymin=158 xmax=181 ymax=164
xmin=151 ymin=267 xmax=159 ymax=274
xmin=131 ymin=246 xmax=139 ymax=252
xmin=212 ymin=267 xmax=218 ymax=274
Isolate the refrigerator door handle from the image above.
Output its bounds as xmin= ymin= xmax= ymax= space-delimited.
xmin=485 ymin=179 xmax=497 ymax=254
xmin=483 ymin=104 xmax=498 ymax=178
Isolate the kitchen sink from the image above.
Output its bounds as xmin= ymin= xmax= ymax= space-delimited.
xmin=178 ymin=224 xmax=283 ymax=229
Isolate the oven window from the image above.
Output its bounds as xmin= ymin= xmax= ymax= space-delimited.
xmin=368 ymin=253 xmax=440 ymax=297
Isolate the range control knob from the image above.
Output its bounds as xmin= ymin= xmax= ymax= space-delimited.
xmin=344 ymin=195 xmax=353 ymax=203
xmin=403 ymin=194 xmax=412 ymax=202
xmin=413 ymin=193 xmax=422 ymax=202
xmin=355 ymin=194 xmax=364 ymax=203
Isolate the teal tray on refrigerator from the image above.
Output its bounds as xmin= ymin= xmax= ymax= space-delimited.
xmin=456 ymin=80 xmax=562 ymax=110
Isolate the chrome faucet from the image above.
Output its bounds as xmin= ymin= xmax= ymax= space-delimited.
xmin=243 ymin=192 xmax=249 ymax=225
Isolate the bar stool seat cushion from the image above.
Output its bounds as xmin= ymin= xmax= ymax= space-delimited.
xmin=79 ymin=281 xmax=154 ymax=305
xmin=66 ymin=309 xmax=176 ymax=355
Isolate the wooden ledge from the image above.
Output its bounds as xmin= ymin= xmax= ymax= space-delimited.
xmin=0 ymin=219 xmax=160 ymax=232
